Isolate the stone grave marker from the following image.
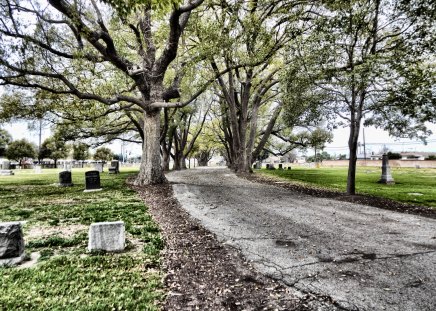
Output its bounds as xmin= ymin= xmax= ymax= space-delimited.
xmin=2 ymin=160 xmax=10 ymax=170
xmin=278 ymin=164 xmax=283 ymax=170
xmin=84 ymin=170 xmax=102 ymax=192
xmin=0 ymin=170 xmax=14 ymax=176
xmin=378 ymin=154 xmax=395 ymax=184
xmin=287 ymin=166 xmax=291 ymax=170
xmin=0 ymin=222 xmax=26 ymax=266
xmin=108 ymin=160 xmax=119 ymax=174
xmin=88 ymin=221 xmax=125 ymax=252
xmin=34 ymin=165 xmax=42 ymax=174
xmin=94 ymin=162 xmax=103 ymax=173
xmin=266 ymin=164 xmax=270 ymax=169
xmin=59 ymin=171 xmax=73 ymax=187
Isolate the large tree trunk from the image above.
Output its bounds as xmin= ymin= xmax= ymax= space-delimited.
xmin=346 ymin=119 xmax=361 ymax=195
xmin=134 ymin=109 xmax=166 ymax=185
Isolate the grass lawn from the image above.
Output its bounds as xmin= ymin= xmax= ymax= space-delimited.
xmin=0 ymin=168 xmax=163 ymax=310
xmin=258 ymin=166 xmax=436 ymax=208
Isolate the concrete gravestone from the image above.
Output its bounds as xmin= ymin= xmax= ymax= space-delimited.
xmin=378 ymin=154 xmax=395 ymax=184
xmin=94 ymin=162 xmax=103 ymax=173
xmin=88 ymin=221 xmax=125 ymax=252
xmin=2 ymin=160 xmax=10 ymax=170
xmin=59 ymin=171 xmax=73 ymax=187
xmin=34 ymin=165 xmax=42 ymax=174
xmin=0 ymin=222 xmax=25 ymax=266
xmin=108 ymin=160 xmax=119 ymax=174
xmin=278 ymin=163 xmax=283 ymax=170
xmin=84 ymin=170 xmax=102 ymax=192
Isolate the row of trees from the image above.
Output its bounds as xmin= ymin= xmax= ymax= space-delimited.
xmin=0 ymin=0 xmax=434 ymax=194
xmin=0 ymin=128 xmax=114 ymax=167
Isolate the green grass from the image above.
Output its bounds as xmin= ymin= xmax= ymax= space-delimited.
xmin=259 ymin=166 xmax=436 ymax=208
xmin=0 ymin=168 xmax=164 ymax=310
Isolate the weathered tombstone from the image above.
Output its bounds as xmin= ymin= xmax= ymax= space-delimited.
xmin=287 ymin=166 xmax=292 ymax=170
xmin=34 ymin=165 xmax=42 ymax=174
xmin=268 ymin=164 xmax=276 ymax=170
xmin=94 ymin=162 xmax=103 ymax=173
xmin=255 ymin=162 xmax=262 ymax=169
xmin=88 ymin=221 xmax=125 ymax=252
xmin=0 ymin=222 xmax=25 ymax=266
xmin=266 ymin=164 xmax=270 ymax=169
xmin=108 ymin=160 xmax=119 ymax=174
xmin=2 ymin=160 xmax=10 ymax=170
xmin=378 ymin=154 xmax=395 ymax=184
xmin=59 ymin=171 xmax=73 ymax=187
xmin=0 ymin=170 xmax=14 ymax=176
xmin=278 ymin=164 xmax=283 ymax=170
xmin=84 ymin=170 xmax=102 ymax=192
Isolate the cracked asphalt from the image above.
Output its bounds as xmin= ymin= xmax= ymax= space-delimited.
xmin=168 ymin=167 xmax=436 ymax=311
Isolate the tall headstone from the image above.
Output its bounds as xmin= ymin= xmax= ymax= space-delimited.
xmin=84 ymin=170 xmax=102 ymax=192
xmin=108 ymin=160 xmax=119 ymax=174
xmin=0 ymin=222 xmax=25 ymax=266
xmin=278 ymin=164 xmax=283 ymax=170
xmin=266 ymin=164 xmax=270 ymax=169
xmin=378 ymin=154 xmax=395 ymax=184
xmin=59 ymin=171 xmax=73 ymax=187
xmin=88 ymin=221 xmax=125 ymax=252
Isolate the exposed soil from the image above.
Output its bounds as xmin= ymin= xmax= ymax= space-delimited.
xmin=132 ymin=183 xmax=328 ymax=311
xmin=243 ymin=172 xmax=436 ymax=219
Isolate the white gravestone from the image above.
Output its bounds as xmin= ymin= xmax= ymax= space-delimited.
xmin=88 ymin=221 xmax=125 ymax=252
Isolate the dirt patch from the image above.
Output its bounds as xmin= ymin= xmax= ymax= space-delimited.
xmin=26 ymin=224 xmax=87 ymax=239
xmin=131 ymin=182 xmax=327 ymax=311
xmin=242 ymin=173 xmax=436 ymax=219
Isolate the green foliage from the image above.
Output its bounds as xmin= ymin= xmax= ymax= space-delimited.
xmin=102 ymin=0 xmax=183 ymax=17
xmin=72 ymin=143 xmax=89 ymax=161
xmin=0 ymin=169 xmax=164 ymax=309
xmin=425 ymin=155 xmax=436 ymax=161
xmin=39 ymin=137 xmax=70 ymax=162
xmin=0 ymin=128 xmax=12 ymax=157
xmin=306 ymin=151 xmax=332 ymax=162
xmin=4 ymin=139 xmax=36 ymax=162
xmin=93 ymin=147 xmax=114 ymax=162
xmin=260 ymin=167 xmax=436 ymax=208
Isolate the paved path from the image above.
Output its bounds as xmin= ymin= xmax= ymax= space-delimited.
xmin=168 ymin=167 xmax=436 ymax=311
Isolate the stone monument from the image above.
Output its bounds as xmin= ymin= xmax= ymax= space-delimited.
xmin=0 ymin=222 xmax=26 ymax=266
xmin=94 ymin=162 xmax=103 ymax=173
xmin=108 ymin=160 xmax=119 ymax=174
xmin=378 ymin=154 xmax=395 ymax=184
xmin=59 ymin=171 xmax=73 ymax=187
xmin=278 ymin=164 xmax=283 ymax=170
xmin=84 ymin=170 xmax=102 ymax=192
xmin=88 ymin=221 xmax=125 ymax=252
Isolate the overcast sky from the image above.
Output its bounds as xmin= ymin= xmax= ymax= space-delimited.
xmin=2 ymin=120 xmax=435 ymax=158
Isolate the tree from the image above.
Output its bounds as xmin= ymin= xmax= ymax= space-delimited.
xmin=192 ymin=0 xmax=307 ymax=173
xmin=94 ymin=147 xmax=114 ymax=162
xmin=73 ymin=142 xmax=89 ymax=168
xmin=282 ymin=0 xmax=435 ymax=194
xmin=5 ymin=139 xmax=36 ymax=167
xmin=39 ymin=137 xmax=71 ymax=168
xmin=73 ymin=143 xmax=90 ymax=161
xmin=0 ymin=0 xmax=205 ymax=185
xmin=0 ymin=128 xmax=12 ymax=157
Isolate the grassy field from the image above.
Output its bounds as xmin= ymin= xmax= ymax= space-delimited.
xmin=0 ymin=168 xmax=163 ymax=310
xmin=259 ymin=166 xmax=436 ymax=208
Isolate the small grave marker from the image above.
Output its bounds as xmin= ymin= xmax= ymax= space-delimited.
xmin=88 ymin=221 xmax=125 ymax=252
xmin=0 ymin=170 xmax=14 ymax=176
xmin=34 ymin=165 xmax=42 ymax=174
xmin=94 ymin=162 xmax=103 ymax=173
xmin=2 ymin=160 xmax=10 ymax=170
xmin=84 ymin=170 xmax=102 ymax=192
xmin=278 ymin=164 xmax=283 ymax=170
xmin=108 ymin=160 xmax=119 ymax=174
xmin=59 ymin=171 xmax=73 ymax=187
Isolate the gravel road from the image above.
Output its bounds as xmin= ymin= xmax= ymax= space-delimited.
xmin=168 ymin=167 xmax=436 ymax=311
